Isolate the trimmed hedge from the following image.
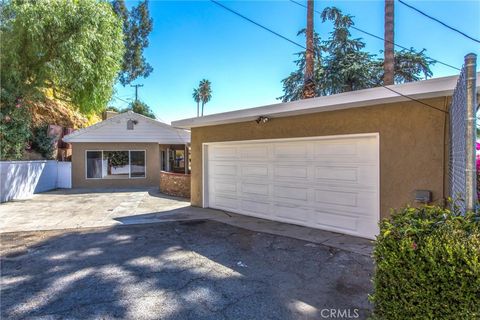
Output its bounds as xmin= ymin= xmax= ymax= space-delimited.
xmin=370 ymin=205 xmax=480 ymax=319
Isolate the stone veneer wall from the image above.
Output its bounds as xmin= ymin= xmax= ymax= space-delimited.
xmin=160 ymin=171 xmax=191 ymax=199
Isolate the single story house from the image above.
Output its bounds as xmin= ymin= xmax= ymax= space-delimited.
xmin=63 ymin=111 xmax=191 ymax=189
xmin=172 ymin=74 xmax=480 ymax=239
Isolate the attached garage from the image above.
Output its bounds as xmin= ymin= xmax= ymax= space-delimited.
xmin=172 ymin=75 xmax=476 ymax=239
xmin=204 ymin=134 xmax=379 ymax=239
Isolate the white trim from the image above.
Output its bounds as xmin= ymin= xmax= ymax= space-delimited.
xmin=172 ymin=74 xmax=480 ymax=129
xmin=63 ymin=111 xmax=190 ymax=144
xmin=201 ymin=132 xmax=378 ymax=146
xmin=201 ymin=133 xmax=380 ymax=238
xmin=85 ymin=149 xmax=146 ymax=180
xmin=202 ymin=144 xmax=209 ymax=208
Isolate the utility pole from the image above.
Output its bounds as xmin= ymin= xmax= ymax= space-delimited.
xmin=130 ymin=84 xmax=144 ymax=102
xmin=303 ymin=0 xmax=315 ymax=99
xmin=384 ymin=0 xmax=395 ymax=85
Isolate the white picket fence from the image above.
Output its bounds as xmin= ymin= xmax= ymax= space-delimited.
xmin=0 ymin=160 xmax=71 ymax=203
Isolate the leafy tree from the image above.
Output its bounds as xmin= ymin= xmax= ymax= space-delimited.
xmin=111 ymin=0 xmax=153 ymax=86
xmin=1 ymin=0 xmax=125 ymax=114
xmin=280 ymin=29 xmax=324 ymax=102
xmin=199 ymin=79 xmax=212 ymax=117
xmin=123 ymin=100 xmax=156 ymax=119
xmin=193 ymin=88 xmax=201 ymax=117
xmin=279 ymin=7 xmax=434 ymax=102
xmin=320 ymin=7 xmax=377 ymax=94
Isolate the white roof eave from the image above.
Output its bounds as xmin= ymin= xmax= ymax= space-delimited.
xmin=172 ymin=74 xmax=479 ymax=129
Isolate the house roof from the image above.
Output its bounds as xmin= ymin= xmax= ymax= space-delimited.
xmin=63 ymin=111 xmax=190 ymax=144
xmin=172 ymin=74 xmax=480 ymax=129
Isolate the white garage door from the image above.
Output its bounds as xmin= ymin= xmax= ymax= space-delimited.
xmin=204 ymin=134 xmax=379 ymax=239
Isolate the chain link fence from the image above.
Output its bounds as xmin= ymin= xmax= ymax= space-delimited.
xmin=449 ymin=54 xmax=477 ymax=213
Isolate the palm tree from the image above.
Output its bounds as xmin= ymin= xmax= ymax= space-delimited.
xmin=384 ymin=0 xmax=394 ymax=85
xmin=199 ymin=79 xmax=212 ymax=116
xmin=192 ymin=88 xmax=201 ymax=117
xmin=303 ymin=0 xmax=315 ymax=99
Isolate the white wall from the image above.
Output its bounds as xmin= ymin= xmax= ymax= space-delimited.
xmin=0 ymin=160 xmax=71 ymax=203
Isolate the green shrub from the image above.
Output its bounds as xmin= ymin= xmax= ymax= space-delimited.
xmin=31 ymin=125 xmax=55 ymax=160
xmin=0 ymin=94 xmax=31 ymax=160
xmin=370 ymin=205 xmax=480 ymax=319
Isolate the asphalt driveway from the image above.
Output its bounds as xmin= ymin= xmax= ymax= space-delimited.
xmin=1 ymin=220 xmax=373 ymax=320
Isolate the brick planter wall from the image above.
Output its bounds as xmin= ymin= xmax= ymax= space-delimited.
xmin=159 ymin=171 xmax=191 ymax=199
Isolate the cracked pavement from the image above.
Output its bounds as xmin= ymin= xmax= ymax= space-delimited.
xmin=1 ymin=220 xmax=373 ymax=319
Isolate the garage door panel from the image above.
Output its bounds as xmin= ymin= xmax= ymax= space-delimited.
xmin=241 ymin=165 xmax=269 ymax=177
xmin=206 ymin=135 xmax=379 ymax=239
xmin=312 ymin=141 xmax=358 ymax=157
xmin=211 ymin=146 xmax=238 ymax=159
xmin=274 ymin=203 xmax=311 ymax=223
xmin=213 ymin=195 xmax=239 ymax=210
xmin=213 ymin=164 xmax=237 ymax=176
xmin=241 ymin=199 xmax=271 ymax=216
xmin=213 ymin=181 xmax=237 ymax=194
xmin=273 ymin=185 xmax=309 ymax=201
xmin=313 ymin=211 xmax=358 ymax=231
xmin=240 ymin=146 xmax=269 ymax=159
xmin=273 ymin=143 xmax=308 ymax=158
xmin=273 ymin=166 xmax=308 ymax=179
xmin=314 ymin=189 xmax=358 ymax=207
xmin=241 ymin=182 xmax=269 ymax=196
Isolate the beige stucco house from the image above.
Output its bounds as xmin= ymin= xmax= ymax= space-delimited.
xmin=172 ymin=74 xmax=479 ymax=239
xmin=63 ymin=111 xmax=190 ymax=189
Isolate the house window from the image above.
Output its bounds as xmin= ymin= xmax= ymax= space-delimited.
xmin=85 ymin=150 xmax=146 ymax=179
xmin=103 ymin=151 xmax=129 ymax=179
xmin=130 ymin=151 xmax=146 ymax=178
xmin=86 ymin=151 xmax=102 ymax=179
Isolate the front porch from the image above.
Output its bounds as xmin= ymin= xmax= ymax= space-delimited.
xmin=159 ymin=144 xmax=191 ymax=198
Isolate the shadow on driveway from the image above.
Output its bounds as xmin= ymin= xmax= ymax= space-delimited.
xmin=1 ymin=221 xmax=373 ymax=319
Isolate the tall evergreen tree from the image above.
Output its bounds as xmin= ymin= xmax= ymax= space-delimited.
xmin=111 ymin=0 xmax=153 ymax=86
xmin=279 ymin=6 xmax=434 ymax=102
xmin=320 ymin=7 xmax=375 ymax=94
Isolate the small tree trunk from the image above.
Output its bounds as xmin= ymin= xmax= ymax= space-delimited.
xmin=197 ymin=102 xmax=199 ymax=117
xmin=303 ymin=0 xmax=316 ymax=99
xmin=384 ymin=0 xmax=395 ymax=85
xmin=201 ymin=102 xmax=205 ymax=117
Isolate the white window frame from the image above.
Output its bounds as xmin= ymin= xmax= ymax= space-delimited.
xmin=85 ymin=150 xmax=146 ymax=180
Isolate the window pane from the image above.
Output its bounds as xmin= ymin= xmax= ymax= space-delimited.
xmin=130 ymin=151 xmax=146 ymax=178
xmin=86 ymin=151 xmax=102 ymax=179
xmin=103 ymin=151 xmax=129 ymax=179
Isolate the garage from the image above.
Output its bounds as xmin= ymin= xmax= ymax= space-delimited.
xmin=203 ymin=134 xmax=379 ymax=239
xmin=173 ymin=76 xmax=456 ymax=241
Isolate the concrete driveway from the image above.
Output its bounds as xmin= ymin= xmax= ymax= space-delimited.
xmin=1 ymin=221 xmax=373 ymax=319
xmin=0 ymin=188 xmax=374 ymax=319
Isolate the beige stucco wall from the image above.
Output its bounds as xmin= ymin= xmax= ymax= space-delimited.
xmin=190 ymin=97 xmax=450 ymax=219
xmin=71 ymin=142 xmax=160 ymax=188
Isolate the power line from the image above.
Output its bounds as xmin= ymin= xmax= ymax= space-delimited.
xmin=112 ymin=96 xmax=131 ymax=104
xmin=288 ymin=0 xmax=461 ymax=71
xmin=209 ymin=0 xmax=449 ymax=114
xmin=398 ymin=0 xmax=480 ymax=44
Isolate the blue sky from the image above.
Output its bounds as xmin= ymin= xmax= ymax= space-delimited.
xmin=111 ymin=0 xmax=480 ymax=123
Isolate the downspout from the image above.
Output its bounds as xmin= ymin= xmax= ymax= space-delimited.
xmin=465 ymin=53 xmax=477 ymax=211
